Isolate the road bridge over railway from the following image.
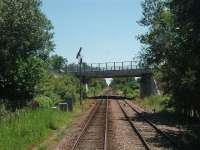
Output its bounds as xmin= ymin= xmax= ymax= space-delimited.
xmin=66 ymin=61 xmax=157 ymax=97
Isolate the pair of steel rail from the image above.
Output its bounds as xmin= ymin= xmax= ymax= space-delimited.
xmin=117 ymin=100 xmax=185 ymax=150
xmin=71 ymin=99 xmax=109 ymax=150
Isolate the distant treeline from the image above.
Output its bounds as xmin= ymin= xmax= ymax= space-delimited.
xmin=87 ymin=78 xmax=107 ymax=97
xmin=110 ymin=77 xmax=139 ymax=98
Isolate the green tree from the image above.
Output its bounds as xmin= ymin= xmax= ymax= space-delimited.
xmin=35 ymin=71 xmax=79 ymax=107
xmin=49 ymin=54 xmax=67 ymax=72
xmin=139 ymin=0 xmax=200 ymax=118
xmin=0 ymin=0 xmax=54 ymax=109
xmin=169 ymin=0 xmax=200 ymax=117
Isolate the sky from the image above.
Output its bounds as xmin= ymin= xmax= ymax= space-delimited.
xmin=42 ymin=0 xmax=145 ymax=64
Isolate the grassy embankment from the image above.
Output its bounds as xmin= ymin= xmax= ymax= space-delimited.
xmin=0 ymin=100 xmax=93 ymax=150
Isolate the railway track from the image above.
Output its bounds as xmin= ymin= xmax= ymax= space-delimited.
xmin=71 ymin=99 xmax=109 ymax=150
xmin=117 ymin=100 xmax=184 ymax=150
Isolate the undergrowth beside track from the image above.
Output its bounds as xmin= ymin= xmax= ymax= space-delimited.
xmin=0 ymin=101 xmax=92 ymax=150
xmin=135 ymin=95 xmax=171 ymax=112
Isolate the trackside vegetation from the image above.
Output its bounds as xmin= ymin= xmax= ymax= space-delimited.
xmin=0 ymin=0 xmax=54 ymax=110
xmin=0 ymin=109 xmax=71 ymax=150
xmin=139 ymin=0 xmax=200 ymax=119
xmin=0 ymin=101 xmax=91 ymax=150
xmin=135 ymin=96 xmax=171 ymax=113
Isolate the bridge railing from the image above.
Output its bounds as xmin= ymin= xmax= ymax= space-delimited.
xmin=66 ymin=61 xmax=149 ymax=73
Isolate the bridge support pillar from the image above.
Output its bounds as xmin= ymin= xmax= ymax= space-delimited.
xmin=140 ymin=74 xmax=156 ymax=98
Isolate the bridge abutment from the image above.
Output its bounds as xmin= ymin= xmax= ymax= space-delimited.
xmin=140 ymin=74 xmax=157 ymax=98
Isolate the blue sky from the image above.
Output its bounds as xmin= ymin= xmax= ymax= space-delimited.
xmin=42 ymin=0 xmax=145 ymax=64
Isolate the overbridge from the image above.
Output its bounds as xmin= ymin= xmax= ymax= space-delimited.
xmin=66 ymin=61 xmax=157 ymax=97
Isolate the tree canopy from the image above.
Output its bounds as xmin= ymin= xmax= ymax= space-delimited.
xmin=0 ymin=0 xmax=54 ymax=109
xmin=49 ymin=54 xmax=67 ymax=72
xmin=139 ymin=0 xmax=200 ymax=118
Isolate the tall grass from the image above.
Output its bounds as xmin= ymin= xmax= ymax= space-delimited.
xmin=0 ymin=108 xmax=75 ymax=150
xmin=0 ymin=100 xmax=93 ymax=150
xmin=135 ymin=96 xmax=170 ymax=112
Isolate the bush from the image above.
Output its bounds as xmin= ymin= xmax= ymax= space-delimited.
xmin=35 ymin=95 xmax=57 ymax=108
xmin=35 ymin=71 xmax=79 ymax=105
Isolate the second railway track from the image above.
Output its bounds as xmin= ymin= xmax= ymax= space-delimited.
xmin=117 ymin=100 xmax=184 ymax=150
xmin=71 ymin=99 xmax=109 ymax=150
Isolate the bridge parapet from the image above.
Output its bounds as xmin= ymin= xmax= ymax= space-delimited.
xmin=67 ymin=61 xmax=149 ymax=72
xmin=66 ymin=61 xmax=152 ymax=78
